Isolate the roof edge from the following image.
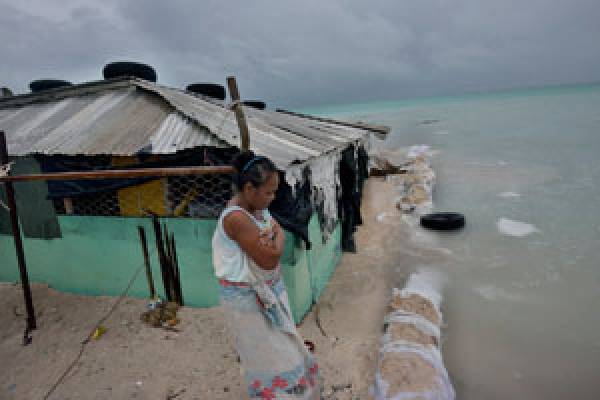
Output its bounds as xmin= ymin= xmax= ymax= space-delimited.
xmin=0 ymin=77 xmax=138 ymax=109
xmin=275 ymin=108 xmax=390 ymax=135
xmin=131 ymin=80 xmax=244 ymax=150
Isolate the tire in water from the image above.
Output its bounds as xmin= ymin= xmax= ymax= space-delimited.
xmin=420 ymin=212 xmax=465 ymax=231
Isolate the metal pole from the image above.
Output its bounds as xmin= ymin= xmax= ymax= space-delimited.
xmin=0 ymin=131 xmax=36 ymax=331
xmin=226 ymin=76 xmax=251 ymax=151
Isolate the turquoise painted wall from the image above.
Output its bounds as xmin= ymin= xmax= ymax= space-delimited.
xmin=0 ymin=213 xmax=340 ymax=323
xmin=0 ymin=216 xmax=220 ymax=306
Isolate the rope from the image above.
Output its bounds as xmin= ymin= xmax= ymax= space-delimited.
xmin=42 ymin=251 xmax=153 ymax=400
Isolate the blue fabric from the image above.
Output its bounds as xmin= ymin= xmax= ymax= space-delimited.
xmin=242 ymin=156 xmax=267 ymax=173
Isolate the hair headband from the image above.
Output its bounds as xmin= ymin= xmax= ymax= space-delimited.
xmin=241 ymin=156 xmax=266 ymax=173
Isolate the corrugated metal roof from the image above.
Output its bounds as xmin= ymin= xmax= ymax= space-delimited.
xmin=0 ymin=78 xmax=375 ymax=168
xmin=0 ymin=85 xmax=225 ymax=156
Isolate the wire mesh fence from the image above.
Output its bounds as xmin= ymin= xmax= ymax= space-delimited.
xmin=49 ymin=173 xmax=233 ymax=218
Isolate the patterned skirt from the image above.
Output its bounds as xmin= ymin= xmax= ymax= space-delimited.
xmin=219 ymin=274 xmax=321 ymax=399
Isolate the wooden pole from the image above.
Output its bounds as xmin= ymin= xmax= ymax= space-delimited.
xmin=226 ymin=76 xmax=250 ymax=151
xmin=163 ymin=225 xmax=176 ymax=302
xmin=63 ymin=198 xmax=74 ymax=215
xmin=137 ymin=226 xmax=156 ymax=299
xmin=0 ymin=165 xmax=234 ymax=183
xmin=170 ymin=235 xmax=183 ymax=306
xmin=0 ymin=131 xmax=36 ymax=332
xmin=151 ymin=216 xmax=172 ymax=302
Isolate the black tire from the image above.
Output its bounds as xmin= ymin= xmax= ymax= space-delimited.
xmin=242 ymin=100 xmax=266 ymax=110
xmin=420 ymin=212 xmax=465 ymax=231
xmin=29 ymin=79 xmax=72 ymax=93
xmin=103 ymin=62 xmax=157 ymax=82
xmin=185 ymin=83 xmax=226 ymax=100
xmin=1 ymin=87 xmax=13 ymax=97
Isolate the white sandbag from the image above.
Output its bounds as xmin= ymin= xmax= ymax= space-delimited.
xmin=384 ymin=311 xmax=441 ymax=344
xmin=374 ymin=341 xmax=455 ymax=400
xmin=391 ymin=151 xmax=436 ymax=216
xmin=397 ymin=268 xmax=444 ymax=311
xmin=374 ymin=269 xmax=455 ymax=400
xmin=407 ymin=145 xmax=432 ymax=159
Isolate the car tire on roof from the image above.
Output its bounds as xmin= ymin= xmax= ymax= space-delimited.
xmin=185 ymin=83 xmax=227 ymax=100
xmin=103 ymin=62 xmax=157 ymax=82
xmin=29 ymin=80 xmax=72 ymax=93
xmin=242 ymin=100 xmax=266 ymax=110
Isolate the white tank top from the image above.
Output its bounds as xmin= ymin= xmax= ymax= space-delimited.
xmin=212 ymin=206 xmax=272 ymax=282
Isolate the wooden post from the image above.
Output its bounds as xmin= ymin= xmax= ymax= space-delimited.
xmin=0 ymin=165 xmax=235 ymax=183
xmin=0 ymin=131 xmax=36 ymax=331
xmin=151 ymin=215 xmax=173 ymax=302
xmin=63 ymin=198 xmax=74 ymax=215
xmin=137 ymin=226 xmax=156 ymax=299
xmin=226 ymin=76 xmax=250 ymax=151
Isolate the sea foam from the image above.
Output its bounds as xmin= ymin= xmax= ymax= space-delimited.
xmin=498 ymin=191 xmax=521 ymax=198
xmin=497 ymin=218 xmax=539 ymax=237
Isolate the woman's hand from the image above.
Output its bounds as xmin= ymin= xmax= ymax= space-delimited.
xmin=224 ymin=211 xmax=283 ymax=269
xmin=271 ymin=218 xmax=283 ymax=236
xmin=259 ymin=227 xmax=276 ymax=247
xmin=258 ymin=220 xmax=285 ymax=254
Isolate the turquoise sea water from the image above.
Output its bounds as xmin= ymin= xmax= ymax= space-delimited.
xmin=302 ymin=83 xmax=600 ymax=399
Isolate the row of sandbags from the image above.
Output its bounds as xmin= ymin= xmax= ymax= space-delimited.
xmin=373 ymin=270 xmax=455 ymax=400
xmin=370 ymin=145 xmax=435 ymax=215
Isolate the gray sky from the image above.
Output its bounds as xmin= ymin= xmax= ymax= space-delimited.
xmin=1 ymin=0 xmax=600 ymax=108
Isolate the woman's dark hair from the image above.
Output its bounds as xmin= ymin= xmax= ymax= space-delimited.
xmin=231 ymin=151 xmax=277 ymax=191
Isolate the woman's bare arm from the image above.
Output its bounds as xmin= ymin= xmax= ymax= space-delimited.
xmin=223 ymin=211 xmax=285 ymax=270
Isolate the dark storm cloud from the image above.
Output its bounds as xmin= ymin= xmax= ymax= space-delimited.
xmin=1 ymin=0 xmax=600 ymax=107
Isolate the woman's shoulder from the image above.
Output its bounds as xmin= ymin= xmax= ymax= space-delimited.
xmin=219 ymin=198 xmax=251 ymax=220
xmin=222 ymin=207 xmax=249 ymax=223
xmin=221 ymin=207 xmax=257 ymax=239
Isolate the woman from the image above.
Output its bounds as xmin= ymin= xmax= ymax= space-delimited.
xmin=212 ymin=151 xmax=320 ymax=399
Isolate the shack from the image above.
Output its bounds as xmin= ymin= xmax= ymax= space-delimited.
xmin=0 ymin=71 xmax=385 ymax=322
